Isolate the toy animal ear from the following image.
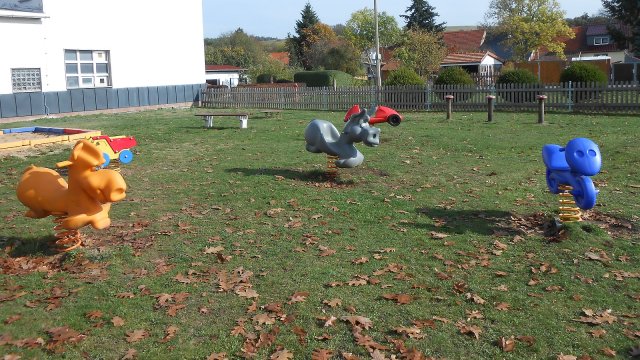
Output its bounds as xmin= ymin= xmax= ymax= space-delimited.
xmin=70 ymin=140 xmax=85 ymax=161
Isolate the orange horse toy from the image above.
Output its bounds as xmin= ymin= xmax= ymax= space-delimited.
xmin=16 ymin=139 xmax=127 ymax=251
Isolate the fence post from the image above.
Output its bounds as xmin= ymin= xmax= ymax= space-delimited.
xmin=425 ymin=85 xmax=431 ymax=111
xmin=537 ymin=95 xmax=547 ymax=124
xmin=566 ymin=81 xmax=573 ymax=112
xmin=486 ymin=95 xmax=496 ymax=122
xmin=445 ymin=95 xmax=453 ymax=119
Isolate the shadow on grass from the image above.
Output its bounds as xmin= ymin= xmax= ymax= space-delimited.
xmin=1 ymin=235 xmax=60 ymax=257
xmin=415 ymin=207 xmax=517 ymax=236
xmin=181 ymin=126 xmax=238 ymax=131
xmin=229 ymin=167 xmax=320 ymax=181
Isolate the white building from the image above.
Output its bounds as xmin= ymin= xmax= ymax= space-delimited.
xmin=0 ymin=0 xmax=205 ymax=119
xmin=205 ymin=65 xmax=245 ymax=87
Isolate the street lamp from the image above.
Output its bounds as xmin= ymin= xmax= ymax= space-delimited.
xmin=374 ymin=0 xmax=381 ymax=88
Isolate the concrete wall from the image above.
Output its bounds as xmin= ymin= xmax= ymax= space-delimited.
xmin=0 ymin=0 xmax=205 ymax=93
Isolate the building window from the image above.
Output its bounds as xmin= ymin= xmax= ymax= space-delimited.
xmin=11 ymin=68 xmax=42 ymax=93
xmin=594 ymin=36 xmax=609 ymax=45
xmin=64 ymin=49 xmax=110 ymax=89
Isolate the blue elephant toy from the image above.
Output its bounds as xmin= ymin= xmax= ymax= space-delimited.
xmin=542 ymin=137 xmax=601 ymax=210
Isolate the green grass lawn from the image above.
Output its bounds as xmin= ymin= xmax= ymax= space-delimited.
xmin=0 ymin=108 xmax=638 ymax=359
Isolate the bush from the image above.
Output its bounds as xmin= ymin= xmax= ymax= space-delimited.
xmin=293 ymin=70 xmax=354 ymax=87
xmin=497 ymin=69 xmax=539 ymax=85
xmin=434 ymin=67 xmax=475 ymax=86
xmin=434 ymin=67 xmax=474 ymax=102
xmin=383 ymin=67 xmax=424 ymax=107
xmin=560 ymin=62 xmax=608 ymax=103
xmin=560 ymin=62 xmax=608 ymax=83
xmin=496 ymin=69 xmax=539 ymax=103
xmin=383 ymin=67 xmax=424 ymax=86
xmin=256 ymin=74 xmax=276 ymax=83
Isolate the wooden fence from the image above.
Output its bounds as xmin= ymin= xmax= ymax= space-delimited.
xmin=201 ymin=82 xmax=640 ymax=114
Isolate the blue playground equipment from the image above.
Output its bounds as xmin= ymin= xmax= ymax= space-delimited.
xmin=542 ymin=138 xmax=601 ymax=221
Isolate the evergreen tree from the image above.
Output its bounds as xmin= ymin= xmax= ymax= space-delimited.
xmin=287 ymin=2 xmax=320 ymax=69
xmin=601 ymin=0 xmax=640 ymax=56
xmin=400 ymin=0 xmax=446 ymax=33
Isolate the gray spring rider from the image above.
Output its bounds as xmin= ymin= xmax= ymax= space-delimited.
xmin=304 ymin=107 xmax=380 ymax=168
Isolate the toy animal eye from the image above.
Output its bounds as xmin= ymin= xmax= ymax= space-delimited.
xmin=588 ymin=149 xmax=597 ymax=156
xmin=576 ymin=150 xmax=585 ymax=157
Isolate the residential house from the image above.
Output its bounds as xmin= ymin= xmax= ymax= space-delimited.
xmin=441 ymin=29 xmax=504 ymax=83
xmin=0 ymin=0 xmax=205 ymax=120
xmin=529 ymin=24 xmax=634 ymax=82
xmin=205 ymin=65 xmax=246 ymax=87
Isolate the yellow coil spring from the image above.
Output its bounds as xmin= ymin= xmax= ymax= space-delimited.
xmin=558 ymin=184 xmax=582 ymax=222
xmin=53 ymin=216 xmax=83 ymax=252
xmin=326 ymin=154 xmax=339 ymax=181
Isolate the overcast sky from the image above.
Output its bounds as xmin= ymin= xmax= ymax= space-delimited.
xmin=202 ymin=0 xmax=605 ymax=39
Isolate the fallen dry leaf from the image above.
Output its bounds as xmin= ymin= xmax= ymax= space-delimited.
xmin=288 ymin=291 xmax=310 ymax=304
xmin=270 ymin=349 xmax=294 ymax=360
xmin=125 ymin=329 xmax=148 ymax=343
xmin=206 ymin=353 xmax=228 ymax=360
xmin=122 ymin=348 xmax=137 ymax=359
xmin=159 ymin=325 xmax=178 ymax=343
xmin=311 ymin=348 xmax=334 ymax=360
xmin=455 ymin=321 xmax=482 ymax=339
xmin=85 ymin=310 xmax=103 ymax=320
xmin=430 ymin=231 xmax=449 ymax=239
xmin=111 ymin=317 xmax=125 ymax=327
xmin=342 ymin=315 xmax=373 ymax=329
xmin=516 ymin=335 xmax=536 ymax=346
xmin=323 ymin=298 xmax=342 ymax=308
xmin=382 ymin=293 xmax=414 ymax=305
xmin=498 ymin=336 xmax=516 ymax=352
xmin=601 ymin=347 xmax=616 ymax=357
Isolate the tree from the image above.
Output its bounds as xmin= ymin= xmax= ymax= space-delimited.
xmin=484 ymin=0 xmax=575 ymax=61
xmin=400 ymin=0 xmax=446 ymax=33
xmin=309 ymin=38 xmax=363 ymax=76
xmin=204 ymin=28 xmax=266 ymax=68
xmin=393 ymin=29 xmax=447 ymax=79
xmin=286 ymin=2 xmax=320 ymax=69
xmin=565 ymin=12 xmax=609 ymax=27
xmin=601 ymin=0 xmax=640 ymax=56
xmin=343 ymin=8 xmax=402 ymax=52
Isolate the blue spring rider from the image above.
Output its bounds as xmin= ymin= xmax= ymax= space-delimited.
xmin=542 ymin=138 xmax=601 ymax=220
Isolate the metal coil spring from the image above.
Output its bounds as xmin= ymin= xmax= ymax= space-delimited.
xmin=558 ymin=184 xmax=581 ymax=222
xmin=53 ymin=216 xmax=83 ymax=252
xmin=326 ymin=154 xmax=339 ymax=181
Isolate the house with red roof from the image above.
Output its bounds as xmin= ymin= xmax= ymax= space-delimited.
xmin=535 ymin=25 xmax=627 ymax=63
xmin=440 ymin=29 xmax=504 ymax=83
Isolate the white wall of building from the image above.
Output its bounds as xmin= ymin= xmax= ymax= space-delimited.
xmin=205 ymin=72 xmax=241 ymax=87
xmin=0 ymin=0 xmax=204 ymax=94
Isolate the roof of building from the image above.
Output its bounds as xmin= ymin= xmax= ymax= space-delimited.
xmin=381 ymin=59 xmax=402 ymax=71
xmin=269 ymin=52 xmax=289 ymax=65
xmin=563 ymin=26 xmax=619 ymax=53
xmin=443 ymin=29 xmax=486 ymax=53
xmin=205 ymin=65 xmax=245 ymax=72
xmin=442 ymin=51 xmax=503 ymax=65
xmin=585 ymin=24 xmax=608 ymax=36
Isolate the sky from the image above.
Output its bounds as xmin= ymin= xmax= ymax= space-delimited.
xmin=202 ymin=0 xmax=605 ymax=39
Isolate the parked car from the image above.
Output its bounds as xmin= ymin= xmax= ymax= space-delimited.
xmin=344 ymin=105 xmax=402 ymax=126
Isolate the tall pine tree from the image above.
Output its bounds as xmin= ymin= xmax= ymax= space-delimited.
xmin=602 ymin=0 xmax=640 ymax=56
xmin=287 ymin=2 xmax=320 ymax=69
xmin=400 ymin=0 xmax=446 ymax=33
